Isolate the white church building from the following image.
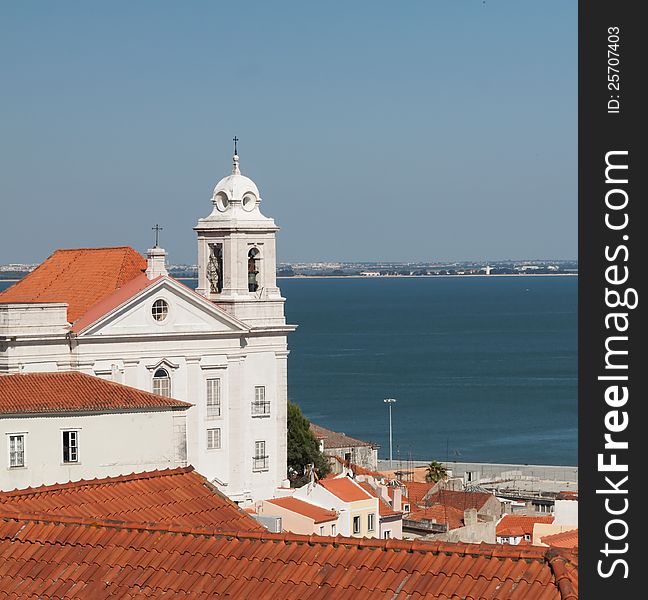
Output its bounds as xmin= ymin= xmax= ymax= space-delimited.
xmin=0 ymin=150 xmax=296 ymax=504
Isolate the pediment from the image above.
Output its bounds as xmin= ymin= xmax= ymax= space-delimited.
xmin=77 ymin=278 xmax=249 ymax=337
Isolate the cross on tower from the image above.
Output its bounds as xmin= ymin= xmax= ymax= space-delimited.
xmin=233 ymin=136 xmax=239 ymax=156
xmin=152 ymin=224 xmax=163 ymax=248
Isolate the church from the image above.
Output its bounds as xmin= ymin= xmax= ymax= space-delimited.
xmin=0 ymin=148 xmax=296 ymax=504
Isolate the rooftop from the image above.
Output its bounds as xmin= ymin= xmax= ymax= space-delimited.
xmin=0 ymin=371 xmax=190 ymax=415
xmin=541 ymin=529 xmax=579 ymax=549
xmin=425 ymin=490 xmax=496 ymax=513
xmin=310 ymin=423 xmax=377 ymax=449
xmin=319 ymin=476 xmax=374 ymax=503
xmin=0 ymin=511 xmax=578 ymax=598
xmin=403 ymin=481 xmax=436 ymax=506
xmin=0 ymin=247 xmax=147 ymax=323
xmin=497 ymin=515 xmax=555 ymax=538
xmin=265 ymin=497 xmax=338 ymax=524
xmin=406 ymin=504 xmax=466 ymax=531
xmin=0 ymin=466 xmax=263 ymax=532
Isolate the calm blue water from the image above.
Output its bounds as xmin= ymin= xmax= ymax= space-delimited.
xmin=281 ymin=276 xmax=577 ymax=466
xmin=0 ymin=275 xmax=577 ymax=465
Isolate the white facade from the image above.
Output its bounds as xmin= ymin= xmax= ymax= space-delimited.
xmin=1 ymin=409 xmax=187 ymax=490
xmin=0 ymin=152 xmax=295 ymax=503
xmin=293 ymin=480 xmax=380 ymax=538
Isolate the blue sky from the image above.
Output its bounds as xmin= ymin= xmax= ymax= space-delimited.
xmin=0 ymin=1 xmax=576 ymax=264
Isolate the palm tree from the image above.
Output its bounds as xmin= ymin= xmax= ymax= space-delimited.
xmin=424 ymin=460 xmax=448 ymax=483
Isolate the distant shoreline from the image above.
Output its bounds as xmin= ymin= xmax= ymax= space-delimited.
xmin=277 ymin=273 xmax=578 ymax=280
xmin=1 ymin=273 xmax=578 ymax=284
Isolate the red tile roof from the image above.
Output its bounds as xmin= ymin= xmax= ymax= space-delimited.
xmin=425 ymin=489 xmax=495 ymax=512
xmin=266 ymin=497 xmax=338 ymax=524
xmin=70 ymin=273 xmax=156 ymax=332
xmin=0 ymin=512 xmax=579 ymax=598
xmin=407 ymin=504 xmax=466 ymax=531
xmin=319 ymin=477 xmax=374 ymax=503
xmin=0 ymin=467 xmax=263 ymax=532
xmin=542 ymin=529 xmax=579 ymax=549
xmin=497 ymin=515 xmax=555 ymax=537
xmin=0 ymin=371 xmax=190 ymax=414
xmin=310 ymin=423 xmax=377 ymax=448
xmin=403 ymin=481 xmax=436 ymax=506
xmin=0 ymin=247 xmax=146 ymax=323
xmin=356 ymin=482 xmax=401 ymax=518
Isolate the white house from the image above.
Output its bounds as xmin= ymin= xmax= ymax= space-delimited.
xmin=0 ymin=371 xmax=189 ymax=490
xmin=292 ymin=475 xmax=380 ymax=538
xmin=0 ymin=150 xmax=296 ymax=503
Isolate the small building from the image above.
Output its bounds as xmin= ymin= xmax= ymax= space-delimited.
xmin=292 ymin=474 xmax=380 ymax=538
xmin=496 ymin=514 xmax=555 ymax=545
xmin=258 ymin=496 xmax=338 ymax=536
xmin=310 ymin=423 xmax=379 ymax=471
xmin=356 ymin=480 xmax=403 ymax=539
xmin=0 ymin=372 xmax=190 ymax=490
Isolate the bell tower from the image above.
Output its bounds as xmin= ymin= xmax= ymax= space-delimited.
xmin=195 ymin=145 xmax=286 ymax=326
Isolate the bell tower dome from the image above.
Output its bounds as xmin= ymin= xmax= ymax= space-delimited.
xmin=194 ymin=144 xmax=286 ymax=326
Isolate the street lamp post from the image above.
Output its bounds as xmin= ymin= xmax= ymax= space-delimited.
xmin=384 ymin=398 xmax=397 ymax=468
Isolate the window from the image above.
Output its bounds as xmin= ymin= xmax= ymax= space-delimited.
xmin=206 ymin=379 xmax=221 ymax=418
xmin=383 ymin=531 xmax=391 ymax=539
xmin=9 ymin=434 xmax=25 ymax=468
xmin=251 ymin=385 xmax=270 ymax=416
xmin=207 ymin=243 xmax=223 ymax=294
xmin=152 ymin=368 xmax=171 ymax=397
xmin=248 ymin=248 xmax=260 ymax=292
xmin=207 ymin=428 xmax=221 ymax=450
xmin=62 ymin=431 xmax=78 ymax=463
xmin=253 ymin=441 xmax=268 ymax=471
xmin=152 ymin=299 xmax=169 ymax=321
xmin=331 ymin=524 xmax=336 ymax=536
xmin=403 ymin=503 xmax=411 ymax=514
xmin=367 ymin=513 xmax=375 ymax=532
xmin=319 ymin=526 xmax=324 ymax=536
xmin=352 ymin=516 xmax=361 ymax=534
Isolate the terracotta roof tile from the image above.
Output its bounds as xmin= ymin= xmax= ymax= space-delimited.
xmin=403 ymin=481 xmax=436 ymax=506
xmin=0 ymin=467 xmax=263 ymax=532
xmin=425 ymin=489 xmax=495 ymax=512
xmin=70 ymin=273 xmax=157 ymax=332
xmin=319 ymin=477 xmax=373 ymax=503
xmin=0 ymin=371 xmax=190 ymax=414
xmin=310 ymin=423 xmax=377 ymax=448
xmin=541 ymin=529 xmax=579 ymax=549
xmin=497 ymin=515 xmax=555 ymax=537
xmin=406 ymin=504 xmax=466 ymax=530
xmin=0 ymin=511 xmax=578 ymax=598
xmin=266 ymin=497 xmax=338 ymax=524
xmin=0 ymin=247 xmax=147 ymax=323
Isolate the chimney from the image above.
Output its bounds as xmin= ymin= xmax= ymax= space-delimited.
xmin=464 ymin=508 xmax=478 ymax=527
xmin=146 ymin=247 xmax=168 ymax=279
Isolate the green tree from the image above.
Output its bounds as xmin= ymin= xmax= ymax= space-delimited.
xmin=424 ymin=460 xmax=448 ymax=483
xmin=287 ymin=401 xmax=331 ymax=486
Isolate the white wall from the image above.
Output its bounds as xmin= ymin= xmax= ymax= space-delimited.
xmin=554 ymin=499 xmax=578 ymax=526
xmin=1 ymin=409 xmax=187 ymax=491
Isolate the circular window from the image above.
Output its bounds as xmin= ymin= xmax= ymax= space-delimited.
xmin=242 ymin=193 xmax=257 ymax=211
xmin=152 ymin=299 xmax=169 ymax=321
xmin=215 ymin=191 xmax=230 ymax=212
